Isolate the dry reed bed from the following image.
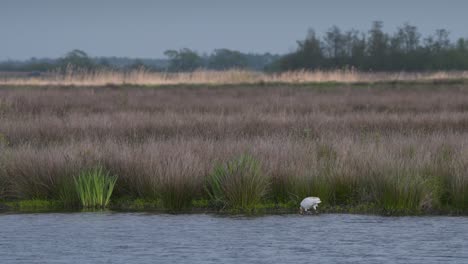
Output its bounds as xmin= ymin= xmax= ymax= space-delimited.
xmin=0 ymin=84 xmax=467 ymax=213
xmin=2 ymin=69 xmax=468 ymax=86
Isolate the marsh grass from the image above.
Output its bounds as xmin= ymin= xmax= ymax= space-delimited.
xmin=429 ymin=161 xmax=468 ymax=212
xmin=418 ymin=145 xmax=468 ymax=211
xmin=269 ymin=174 xmax=292 ymax=204
xmin=158 ymin=181 xmax=195 ymax=211
xmin=57 ymin=177 xmax=80 ymax=207
xmin=0 ymin=145 xmax=7 ymax=199
xmin=156 ymin=154 xmax=203 ymax=211
xmin=2 ymin=147 xmax=79 ymax=200
xmin=0 ymin=84 xmax=468 ymax=214
xmin=370 ymin=169 xmax=426 ymax=214
xmin=206 ymin=154 xmax=268 ymax=210
xmin=449 ymin=173 xmax=468 ymax=211
xmin=286 ymin=175 xmax=331 ymax=205
xmin=74 ymin=167 xmax=117 ymax=208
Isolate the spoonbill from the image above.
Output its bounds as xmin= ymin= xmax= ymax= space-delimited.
xmin=299 ymin=197 xmax=321 ymax=214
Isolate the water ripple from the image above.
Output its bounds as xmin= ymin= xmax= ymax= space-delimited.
xmin=0 ymin=213 xmax=467 ymax=264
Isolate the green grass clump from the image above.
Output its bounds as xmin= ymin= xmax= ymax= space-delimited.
xmin=74 ymin=167 xmax=117 ymax=208
xmin=57 ymin=177 xmax=80 ymax=207
xmin=370 ymin=169 xmax=425 ymax=214
xmin=158 ymin=180 xmax=195 ymax=211
xmin=206 ymin=154 xmax=268 ymax=211
xmin=449 ymin=174 xmax=468 ymax=211
xmin=431 ymin=168 xmax=468 ymax=212
xmin=269 ymin=174 xmax=292 ymax=204
xmin=420 ymin=146 xmax=468 ymax=212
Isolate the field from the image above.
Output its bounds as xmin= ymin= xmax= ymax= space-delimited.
xmin=1 ymin=78 xmax=468 ymax=214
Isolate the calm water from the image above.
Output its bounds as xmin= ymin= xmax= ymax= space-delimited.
xmin=0 ymin=212 xmax=467 ymax=264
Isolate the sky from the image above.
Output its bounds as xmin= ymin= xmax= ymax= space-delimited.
xmin=1 ymin=0 xmax=468 ymax=60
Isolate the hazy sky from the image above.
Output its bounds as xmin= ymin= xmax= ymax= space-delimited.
xmin=1 ymin=0 xmax=468 ymax=60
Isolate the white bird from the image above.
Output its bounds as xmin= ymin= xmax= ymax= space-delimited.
xmin=299 ymin=197 xmax=321 ymax=214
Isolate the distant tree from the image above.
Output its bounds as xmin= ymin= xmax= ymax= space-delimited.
xmin=126 ymin=59 xmax=147 ymax=70
xmin=367 ymin=21 xmax=389 ymax=69
xmin=323 ymin=26 xmax=369 ymax=68
xmin=433 ymin=29 xmax=451 ymax=51
xmin=59 ymin=49 xmax=95 ymax=70
xmin=208 ymin=49 xmax=248 ymax=70
xmin=324 ymin=26 xmax=346 ymax=59
xmin=164 ymin=48 xmax=203 ymax=71
xmin=398 ymin=23 xmax=420 ymax=53
xmin=98 ymin=58 xmax=112 ymax=69
xmin=456 ymin=38 xmax=467 ymax=52
xmin=278 ymin=29 xmax=324 ymax=70
xmin=346 ymin=30 xmax=367 ymax=68
xmin=387 ymin=23 xmax=422 ymax=70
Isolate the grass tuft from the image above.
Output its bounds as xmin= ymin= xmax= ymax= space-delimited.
xmin=206 ymin=154 xmax=268 ymax=210
xmin=370 ymin=168 xmax=426 ymax=214
xmin=74 ymin=167 xmax=117 ymax=208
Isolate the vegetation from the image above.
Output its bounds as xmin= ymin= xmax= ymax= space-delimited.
xmin=276 ymin=22 xmax=468 ymax=71
xmin=2 ymin=22 xmax=468 ymax=74
xmin=74 ymin=167 xmax=117 ymax=208
xmin=0 ymin=49 xmax=277 ymax=73
xmin=207 ymin=154 xmax=268 ymax=210
xmin=2 ymin=68 xmax=468 ymax=86
xmin=0 ymin=84 xmax=468 ymax=214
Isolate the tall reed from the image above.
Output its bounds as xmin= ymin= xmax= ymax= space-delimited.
xmin=1 ymin=69 xmax=468 ymax=86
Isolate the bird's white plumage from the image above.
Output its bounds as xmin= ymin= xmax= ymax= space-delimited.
xmin=300 ymin=197 xmax=321 ymax=211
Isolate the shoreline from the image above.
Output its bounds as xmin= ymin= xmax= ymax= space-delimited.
xmin=1 ymin=199 xmax=466 ymax=216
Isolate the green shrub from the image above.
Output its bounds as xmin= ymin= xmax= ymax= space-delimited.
xmin=206 ymin=154 xmax=267 ymax=210
xmin=74 ymin=167 xmax=117 ymax=208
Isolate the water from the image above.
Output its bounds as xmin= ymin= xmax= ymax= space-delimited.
xmin=0 ymin=212 xmax=467 ymax=264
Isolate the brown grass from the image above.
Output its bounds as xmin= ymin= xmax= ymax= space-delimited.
xmin=0 ymin=83 xmax=467 ymax=212
xmin=1 ymin=69 xmax=468 ymax=86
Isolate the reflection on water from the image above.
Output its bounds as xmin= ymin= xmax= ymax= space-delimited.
xmin=0 ymin=212 xmax=467 ymax=264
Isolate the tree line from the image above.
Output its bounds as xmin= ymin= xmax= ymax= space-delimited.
xmin=1 ymin=21 xmax=467 ymax=72
xmin=0 ymin=49 xmax=278 ymax=72
xmin=275 ymin=21 xmax=468 ymax=71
